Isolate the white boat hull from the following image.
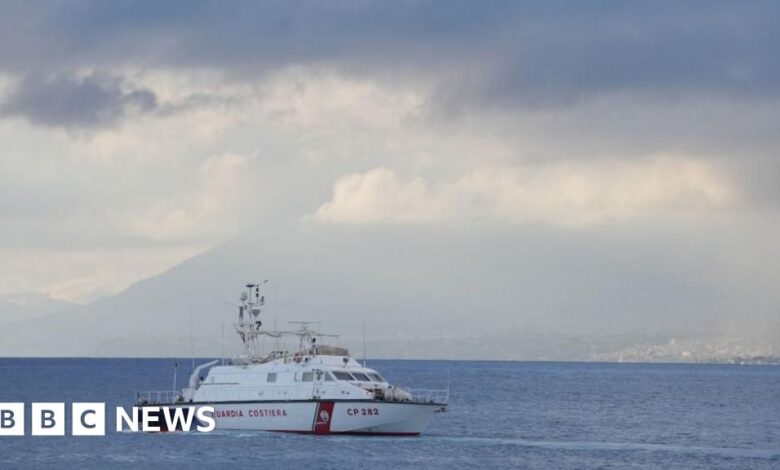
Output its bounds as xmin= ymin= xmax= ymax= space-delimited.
xmin=152 ymin=400 xmax=445 ymax=435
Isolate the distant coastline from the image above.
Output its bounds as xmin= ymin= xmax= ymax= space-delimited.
xmin=1 ymin=356 xmax=779 ymax=365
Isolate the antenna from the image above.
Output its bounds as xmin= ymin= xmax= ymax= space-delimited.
xmin=217 ymin=297 xmax=241 ymax=308
xmin=190 ymin=312 xmax=195 ymax=371
xmin=363 ymin=321 xmax=367 ymax=368
xmin=447 ymin=369 xmax=450 ymax=397
xmin=289 ymin=321 xmax=322 ymax=328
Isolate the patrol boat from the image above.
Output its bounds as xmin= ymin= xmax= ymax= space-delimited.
xmin=136 ymin=282 xmax=448 ymax=435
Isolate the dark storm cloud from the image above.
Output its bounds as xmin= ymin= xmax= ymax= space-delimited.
xmin=1 ymin=0 xmax=779 ymax=112
xmin=0 ymin=73 xmax=157 ymax=128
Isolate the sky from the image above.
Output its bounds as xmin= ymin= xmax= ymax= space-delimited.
xmin=1 ymin=1 xmax=780 ymax=354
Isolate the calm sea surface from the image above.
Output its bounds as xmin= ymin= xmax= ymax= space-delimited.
xmin=0 ymin=359 xmax=778 ymax=469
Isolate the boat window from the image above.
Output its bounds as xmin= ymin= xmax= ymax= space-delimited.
xmin=368 ymin=373 xmax=385 ymax=382
xmin=332 ymin=371 xmax=355 ymax=381
xmin=267 ymin=373 xmax=277 ymax=383
xmin=323 ymin=371 xmax=335 ymax=381
xmin=302 ymin=372 xmax=314 ymax=382
xmin=352 ymin=372 xmax=371 ymax=382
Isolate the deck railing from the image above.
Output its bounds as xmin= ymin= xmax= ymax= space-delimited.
xmin=136 ymin=387 xmax=448 ymax=406
xmin=136 ymin=390 xmax=183 ymax=405
xmin=406 ymin=387 xmax=449 ymax=405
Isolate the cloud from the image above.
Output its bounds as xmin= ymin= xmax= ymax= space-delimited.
xmin=0 ymin=70 xmax=432 ymax=302
xmin=313 ymin=156 xmax=736 ymax=226
xmin=0 ymin=1 xmax=777 ymax=349
xmin=313 ymin=168 xmax=451 ymax=224
xmin=257 ymin=70 xmax=427 ymax=130
xmin=1 ymin=2 xmax=778 ymax=111
xmin=0 ymin=244 xmax=206 ymax=303
xmin=122 ymin=153 xmax=252 ymax=242
xmin=0 ymin=73 xmax=157 ymax=128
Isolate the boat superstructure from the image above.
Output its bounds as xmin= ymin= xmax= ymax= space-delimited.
xmin=136 ymin=282 xmax=448 ymax=435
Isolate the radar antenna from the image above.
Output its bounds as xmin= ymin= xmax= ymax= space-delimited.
xmin=235 ymin=280 xmax=269 ymax=359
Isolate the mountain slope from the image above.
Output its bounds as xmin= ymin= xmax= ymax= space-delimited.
xmin=0 ymin=293 xmax=75 ymax=324
xmin=0 ymin=221 xmax=731 ymax=357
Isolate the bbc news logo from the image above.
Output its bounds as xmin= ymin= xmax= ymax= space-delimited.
xmin=0 ymin=403 xmax=215 ymax=436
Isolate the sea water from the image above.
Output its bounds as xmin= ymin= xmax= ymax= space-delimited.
xmin=0 ymin=359 xmax=778 ymax=469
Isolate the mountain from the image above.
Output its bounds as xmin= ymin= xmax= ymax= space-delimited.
xmin=0 ymin=223 xmax=596 ymax=356
xmin=0 ymin=292 xmax=75 ymax=324
xmin=0 ymin=222 xmax=760 ymax=358
xmin=1 ymin=223 xmax=544 ymax=356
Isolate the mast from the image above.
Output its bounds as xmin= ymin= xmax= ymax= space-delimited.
xmin=172 ymin=362 xmax=178 ymax=395
xmin=232 ymin=282 xmax=339 ymax=362
xmin=363 ymin=321 xmax=367 ymax=367
xmin=220 ymin=321 xmax=225 ymax=365
xmin=236 ymin=280 xmax=274 ymax=360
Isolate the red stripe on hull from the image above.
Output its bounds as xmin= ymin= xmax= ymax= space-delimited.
xmin=312 ymin=401 xmax=335 ymax=434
